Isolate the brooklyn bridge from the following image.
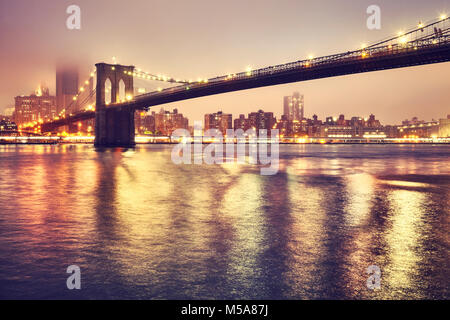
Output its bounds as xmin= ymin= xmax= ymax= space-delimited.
xmin=36 ymin=16 xmax=450 ymax=147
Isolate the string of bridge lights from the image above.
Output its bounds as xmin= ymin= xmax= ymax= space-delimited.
xmin=360 ymin=14 xmax=448 ymax=53
xmin=135 ymin=13 xmax=449 ymax=88
xmin=52 ymin=69 xmax=97 ymax=121
xmin=18 ymin=72 xmax=98 ymax=129
xmin=131 ymin=67 xmax=212 ymax=85
xmin=115 ymin=13 xmax=450 ymax=96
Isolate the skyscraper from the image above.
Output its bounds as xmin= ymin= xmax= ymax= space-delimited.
xmin=283 ymin=92 xmax=304 ymax=121
xmin=56 ymin=65 xmax=79 ymax=114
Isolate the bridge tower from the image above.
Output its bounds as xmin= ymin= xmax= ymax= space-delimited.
xmin=95 ymin=63 xmax=135 ymax=147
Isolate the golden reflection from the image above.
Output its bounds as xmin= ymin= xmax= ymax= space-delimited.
xmin=284 ymin=160 xmax=328 ymax=298
xmin=344 ymin=173 xmax=375 ymax=226
xmin=341 ymin=173 xmax=379 ymax=298
xmin=103 ymin=149 xmax=176 ymax=282
xmin=220 ymin=173 xmax=265 ymax=294
xmin=384 ymin=189 xmax=427 ymax=298
xmin=381 ymin=180 xmax=430 ymax=188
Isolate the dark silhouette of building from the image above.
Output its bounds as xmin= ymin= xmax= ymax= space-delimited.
xmin=0 ymin=118 xmax=17 ymax=131
xmin=155 ymin=108 xmax=189 ymax=135
xmin=248 ymin=110 xmax=276 ymax=131
xmin=204 ymin=111 xmax=232 ymax=134
xmin=135 ymin=111 xmax=156 ymax=135
xmin=366 ymin=114 xmax=381 ymax=128
xmin=234 ymin=114 xmax=251 ymax=131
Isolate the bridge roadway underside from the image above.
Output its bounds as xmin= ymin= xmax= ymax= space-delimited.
xmin=41 ymin=110 xmax=95 ymax=133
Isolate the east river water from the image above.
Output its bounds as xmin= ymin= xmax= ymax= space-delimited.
xmin=0 ymin=144 xmax=448 ymax=299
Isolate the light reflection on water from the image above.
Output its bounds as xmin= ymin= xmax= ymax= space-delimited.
xmin=0 ymin=144 xmax=449 ymax=299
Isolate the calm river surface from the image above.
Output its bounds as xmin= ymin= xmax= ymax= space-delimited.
xmin=0 ymin=144 xmax=448 ymax=299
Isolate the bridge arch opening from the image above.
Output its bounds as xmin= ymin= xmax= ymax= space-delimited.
xmin=104 ymin=78 xmax=112 ymax=105
xmin=118 ymin=79 xmax=126 ymax=102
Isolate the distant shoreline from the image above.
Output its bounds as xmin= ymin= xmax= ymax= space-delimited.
xmin=1 ymin=141 xmax=450 ymax=146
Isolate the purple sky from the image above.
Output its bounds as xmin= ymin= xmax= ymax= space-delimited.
xmin=0 ymin=0 xmax=449 ymax=124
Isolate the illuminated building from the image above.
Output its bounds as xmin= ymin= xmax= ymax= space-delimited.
xmin=336 ymin=114 xmax=349 ymax=126
xmin=322 ymin=126 xmax=357 ymax=138
xmin=350 ymin=117 xmax=365 ymax=127
xmin=234 ymin=114 xmax=251 ymax=131
xmin=402 ymin=116 xmax=424 ymax=126
xmin=438 ymin=115 xmax=450 ymax=137
xmin=248 ymin=110 xmax=276 ymax=131
xmin=0 ymin=118 xmax=17 ymax=131
xmin=155 ymin=108 xmax=189 ymax=135
xmin=135 ymin=111 xmax=156 ymax=135
xmin=366 ymin=114 xmax=381 ymax=128
xmin=14 ymin=86 xmax=56 ymax=125
xmin=275 ymin=115 xmax=291 ymax=136
xmin=397 ymin=121 xmax=439 ymax=138
xmin=204 ymin=111 xmax=232 ymax=134
xmin=283 ymin=92 xmax=304 ymax=121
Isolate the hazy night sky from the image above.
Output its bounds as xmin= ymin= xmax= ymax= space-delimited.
xmin=0 ymin=0 xmax=449 ymax=124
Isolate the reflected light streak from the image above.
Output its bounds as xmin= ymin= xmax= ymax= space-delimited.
xmin=384 ymin=189 xmax=427 ymax=298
